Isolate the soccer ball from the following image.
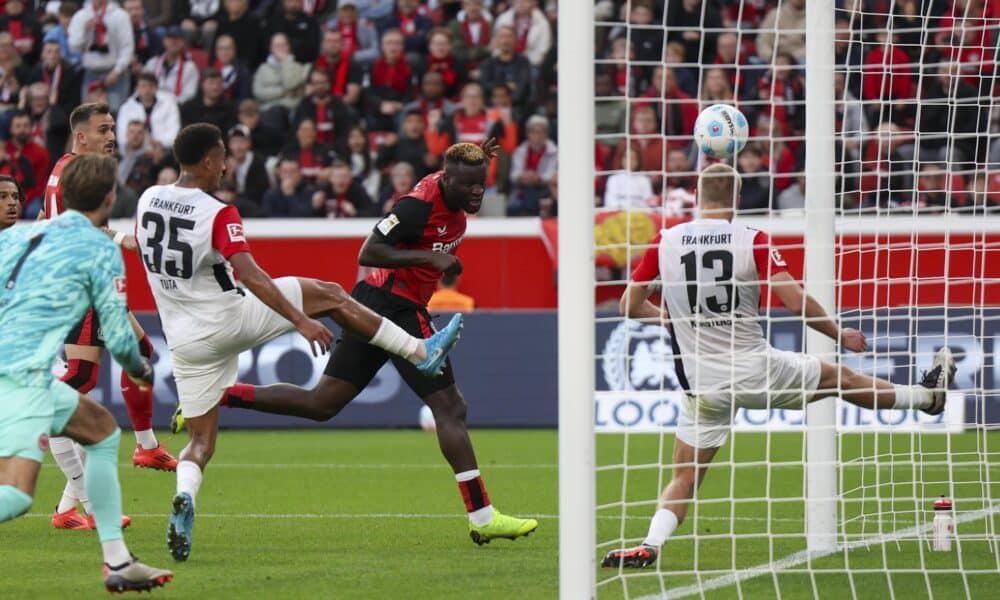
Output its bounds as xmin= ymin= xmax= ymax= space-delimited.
xmin=693 ymin=104 xmax=749 ymax=160
xmin=419 ymin=405 xmax=436 ymax=432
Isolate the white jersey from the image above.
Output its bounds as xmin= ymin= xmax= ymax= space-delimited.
xmin=134 ymin=184 xmax=251 ymax=349
xmin=634 ymin=218 xmax=789 ymax=392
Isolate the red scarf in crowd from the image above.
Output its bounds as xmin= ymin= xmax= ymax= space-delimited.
xmin=299 ymin=147 xmax=320 ymax=182
xmin=316 ymin=53 xmax=350 ymax=96
xmin=156 ymin=53 xmax=187 ymax=98
xmin=338 ymin=21 xmax=357 ymax=58
xmin=43 ymin=63 xmax=62 ymax=96
xmin=514 ymin=14 xmax=531 ymax=54
xmin=397 ymin=9 xmax=416 ymax=35
xmin=314 ymin=101 xmax=334 ymax=144
xmin=461 ymin=16 xmax=490 ymax=48
xmin=427 ymin=55 xmax=456 ymax=88
xmin=94 ymin=1 xmax=108 ymax=49
xmin=371 ymin=57 xmax=411 ymax=94
xmin=525 ymin=145 xmax=545 ymax=171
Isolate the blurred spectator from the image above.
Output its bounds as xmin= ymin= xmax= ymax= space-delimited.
xmin=376 ymin=0 xmax=432 ymax=61
xmin=758 ymin=52 xmax=805 ymax=140
xmin=713 ymin=32 xmax=764 ymax=108
xmin=69 ymin=0 xmax=134 ymax=106
xmin=237 ymin=98 xmax=283 ymax=156
xmin=156 ymin=165 xmax=178 ymax=184
xmin=700 ymin=67 xmax=735 ymax=108
xmin=253 ymin=32 xmax=310 ymax=111
xmin=223 ymin=124 xmax=269 ymax=216
xmin=325 ymin=0 xmax=379 ymax=65
xmin=913 ymin=162 xmax=958 ymax=212
xmin=834 ymin=17 xmax=863 ymax=100
xmin=281 ymin=118 xmax=338 ymax=184
xmin=666 ymin=0 xmax=721 ymax=65
xmin=449 ymin=0 xmax=492 ymax=74
xmin=0 ymin=132 xmax=36 ymax=214
xmin=917 ymin=62 xmax=985 ymax=167
xmin=636 ymin=66 xmax=698 ymax=153
xmin=661 ymin=147 xmax=696 ymax=217
xmin=267 ymin=0 xmax=321 ymax=63
xmin=603 ymin=148 xmax=653 ymax=210
xmin=315 ymin=30 xmax=363 ymax=108
xmin=6 ymin=111 xmax=49 ymax=208
xmin=124 ymin=0 xmax=161 ymax=69
xmin=28 ymin=40 xmax=81 ymax=116
xmin=356 ymin=0 xmax=394 ymax=22
xmin=494 ymin=0 xmax=551 ymax=67
xmin=364 ymin=29 xmax=413 ymax=132
xmin=216 ymin=0 xmax=264 ymax=68
xmin=861 ymin=32 xmax=914 ymax=126
xmin=736 ymin=143 xmax=770 ymax=213
xmin=43 ymin=3 xmax=82 ymax=69
xmin=402 ymin=70 xmax=456 ymax=130
xmin=143 ymin=0 xmax=174 ymax=29
xmin=212 ymin=34 xmax=252 ymax=102
xmin=756 ymin=0 xmax=805 ymax=62
xmin=181 ymin=68 xmax=237 ymax=135
xmin=117 ymin=71 xmax=181 ymax=148
xmin=776 ymin=173 xmax=806 ymax=211
xmin=0 ymin=0 xmax=43 ymax=65
xmin=420 ymin=28 xmax=467 ymax=99
xmin=859 ymin=122 xmax=909 ymax=210
xmin=379 ymin=160 xmax=415 ymax=213
xmin=144 ymin=26 xmax=198 ymax=103
xmin=427 ymin=272 xmax=475 ymax=312
xmin=376 ymin=109 xmax=437 ymax=178
xmin=509 ymin=114 xmax=557 ymax=216
xmin=117 ymin=119 xmax=159 ymax=195
xmin=611 ymin=106 xmax=663 ymax=180
xmin=478 ymin=25 xmax=532 ymax=113
xmin=291 ymin=68 xmax=355 ymax=147
xmin=609 ymin=0 xmax=662 ymax=63
xmin=22 ymin=82 xmax=70 ymax=162
xmin=319 ymin=160 xmax=378 ymax=217
xmin=835 ymin=70 xmax=868 ymax=162
xmin=604 ymin=38 xmax=640 ymax=98
xmin=179 ymin=0 xmax=221 ymax=51
xmin=663 ymin=40 xmax=696 ymax=96
xmin=427 ymin=82 xmax=504 ymax=160
xmin=340 ymin=124 xmax=380 ymax=200
xmin=966 ymin=172 xmax=1000 ymax=214
xmin=262 ymin=156 xmax=324 ymax=216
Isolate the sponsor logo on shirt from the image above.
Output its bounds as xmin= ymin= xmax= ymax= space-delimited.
xmin=227 ymin=223 xmax=246 ymax=242
xmin=377 ymin=214 xmax=400 ymax=235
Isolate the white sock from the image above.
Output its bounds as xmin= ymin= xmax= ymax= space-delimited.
xmin=134 ymin=429 xmax=158 ymax=450
xmin=643 ymin=508 xmax=679 ymax=548
xmin=50 ymin=437 xmax=86 ymax=513
xmin=176 ymin=461 xmax=203 ymax=506
xmin=102 ymin=539 xmax=131 ymax=566
xmin=369 ymin=318 xmax=422 ymax=363
xmin=893 ymin=385 xmax=932 ymax=410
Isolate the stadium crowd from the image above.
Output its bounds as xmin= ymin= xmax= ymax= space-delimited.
xmin=595 ymin=0 xmax=1000 ymax=215
xmin=0 ymin=0 xmax=560 ymax=219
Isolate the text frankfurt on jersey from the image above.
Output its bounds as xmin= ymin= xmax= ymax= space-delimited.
xmin=149 ymin=196 xmax=196 ymax=216
xmin=681 ymin=233 xmax=732 ymax=245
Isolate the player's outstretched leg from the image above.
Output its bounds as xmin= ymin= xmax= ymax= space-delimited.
xmin=124 ymin=316 xmax=177 ymax=471
xmin=602 ymin=438 xmax=720 ymax=569
xmin=60 ymin=391 xmax=173 ymax=592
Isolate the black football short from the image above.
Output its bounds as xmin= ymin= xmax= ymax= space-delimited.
xmin=324 ymin=281 xmax=455 ymax=398
xmin=65 ymin=308 xmax=104 ymax=347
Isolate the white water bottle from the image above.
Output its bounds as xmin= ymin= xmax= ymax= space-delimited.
xmin=932 ymin=496 xmax=954 ymax=551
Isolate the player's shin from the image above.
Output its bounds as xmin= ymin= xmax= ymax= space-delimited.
xmin=891 ymin=385 xmax=933 ymax=410
xmin=0 ymin=485 xmax=33 ymax=522
xmin=82 ymin=428 xmax=131 ymax=564
xmin=456 ymin=469 xmax=494 ymax=525
xmin=120 ymin=369 xmax=157 ymax=448
xmin=49 ymin=436 xmax=91 ymax=513
xmin=369 ymin=318 xmax=424 ymax=363
xmin=176 ymin=461 xmax=203 ymax=505
xmin=643 ymin=508 xmax=680 ymax=548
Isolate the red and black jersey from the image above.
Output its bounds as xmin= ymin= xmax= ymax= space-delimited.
xmin=366 ymin=171 xmax=465 ymax=306
xmin=43 ymin=152 xmax=75 ymax=219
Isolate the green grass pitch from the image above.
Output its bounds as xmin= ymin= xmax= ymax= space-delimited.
xmin=3 ymin=430 xmax=998 ymax=599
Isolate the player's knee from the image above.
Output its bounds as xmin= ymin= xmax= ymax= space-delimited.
xmin=432 ymin=390 xmax=467 ymax=423
xmin=308 ymin=383 xmax=351 ymax=421
xmin=323 ymin=281 xmax=348 ymax=305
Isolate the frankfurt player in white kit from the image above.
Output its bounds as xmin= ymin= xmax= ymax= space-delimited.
xmin=602 ymin=164 xmax=957 ymax=569
xmin=132 ymin=124 xmax=463 ymax=561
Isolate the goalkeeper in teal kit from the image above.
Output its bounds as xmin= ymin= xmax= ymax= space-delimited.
xmin=0 ymin=155 xmax=174 ymax=593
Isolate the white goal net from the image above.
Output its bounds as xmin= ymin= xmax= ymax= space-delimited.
xmin=558 ymin=0 xmax=1000 ymax=598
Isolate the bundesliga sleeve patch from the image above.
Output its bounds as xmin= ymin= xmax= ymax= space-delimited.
xmin=114 ymin=277 xmax=127 ymax=299
xmin=377 ymin=214 xmax=400 ymax=236
xmin=770 ymin=248 xmax=787 ymax=267
xmin=227 ymin=223 xmax=246 ymax=242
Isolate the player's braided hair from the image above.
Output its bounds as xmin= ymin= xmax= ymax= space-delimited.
xmin=444 ymin=143 xmax=488 ymax=168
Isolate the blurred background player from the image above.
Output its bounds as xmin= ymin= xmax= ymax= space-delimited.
xmin=131 ymin=124 xmax=463 ymax=562
xmin=43 ymin=102 xmax=176 ymax=533
xmin=220 ymin=141 xmax=539 ymax=545
xmin=0 ymin=155 xmax=173 ymax=592
xmin=602 ymin=164 xmax=957 ymax=569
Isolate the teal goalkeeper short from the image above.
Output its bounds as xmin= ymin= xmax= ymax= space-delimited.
xmin=0 ymin=376 xmax=80 ymax=463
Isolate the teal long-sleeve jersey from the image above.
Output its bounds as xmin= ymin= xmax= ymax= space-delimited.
xmin=0 ymin=210 xmax=144 ymax=387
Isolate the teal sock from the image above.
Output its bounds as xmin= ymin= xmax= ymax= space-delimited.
xmin=83 ymin=428 xmax=123 ymax=542
xmin=0 ymin=484 xmax=32 ymax=522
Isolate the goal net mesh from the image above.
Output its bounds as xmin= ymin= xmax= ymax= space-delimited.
xmin=592 ymin=1 xmax=1000 ymax=597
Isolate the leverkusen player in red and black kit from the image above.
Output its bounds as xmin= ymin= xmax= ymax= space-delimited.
xmin=44 ymin=103 xmax=177 ymax=532
xmin=218 ymin=141 xmax=538 ymax=544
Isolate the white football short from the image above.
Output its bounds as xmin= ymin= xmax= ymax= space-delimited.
xmin=171 ymin=276 xmax=304 ymax=418
xmin=676 ymin=347 xmax=822 ymax=449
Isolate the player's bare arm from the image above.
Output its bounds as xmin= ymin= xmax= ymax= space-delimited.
xmin=359 ymin=233 xmax=463 ymax=275
xmin=619 ymin=282 xmax=668 ymax=324
xmin=227 ymin=251 xmax=334 ymax=356
xmin=769 ymin=270 xmax=868 ymax=353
